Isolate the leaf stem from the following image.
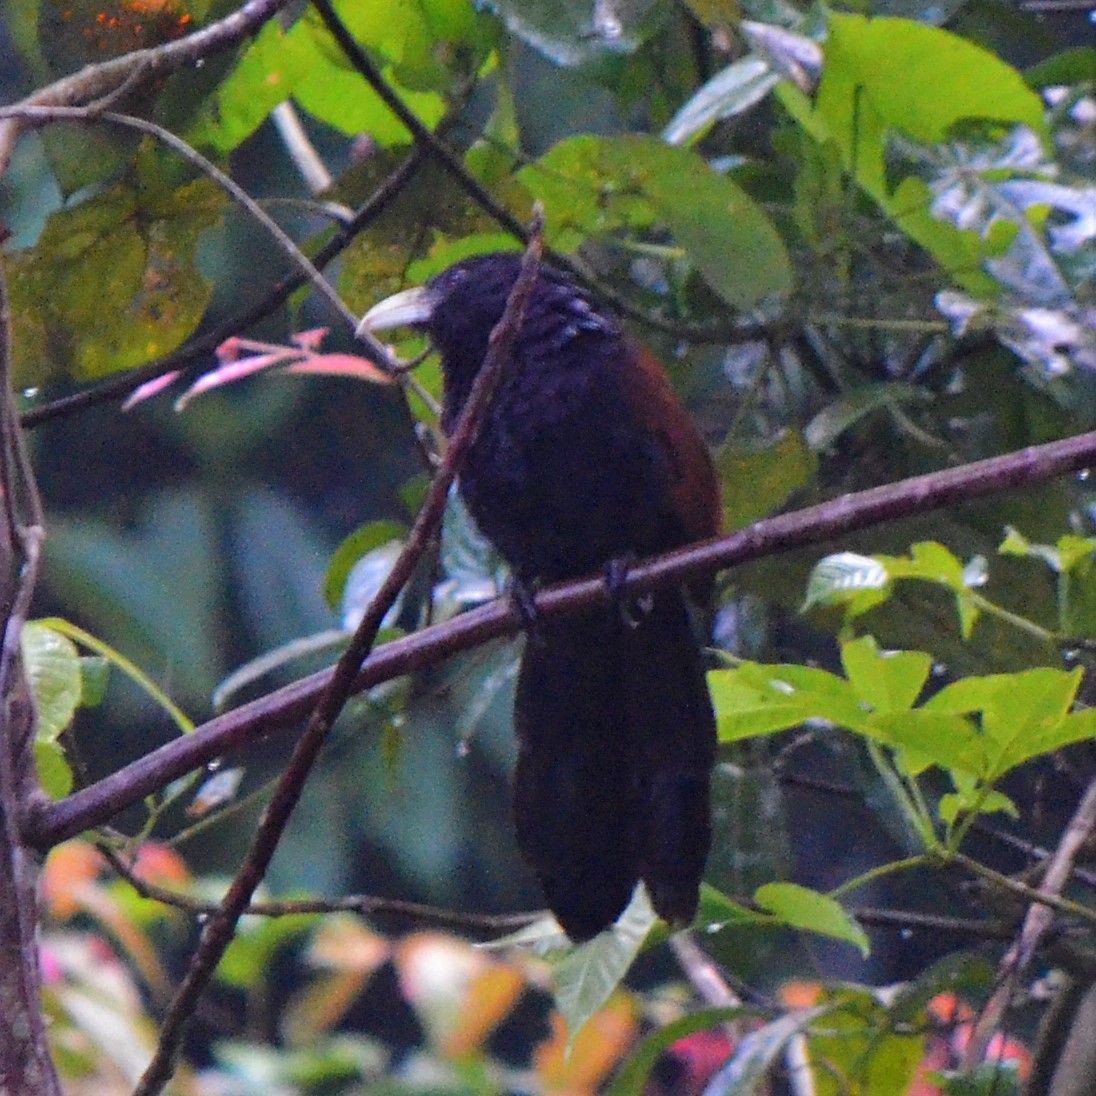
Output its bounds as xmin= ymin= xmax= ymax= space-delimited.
xmin=37 ymin=617 xmax=193 ymax=735
xmin=827 ymin=855 xmax=930 ymax=900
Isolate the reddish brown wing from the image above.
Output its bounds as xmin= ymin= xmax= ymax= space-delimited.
xmin=620 ymin=338 xmax=722 ymax=546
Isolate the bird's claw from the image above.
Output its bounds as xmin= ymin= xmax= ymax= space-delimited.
xmin=605 ymin=554 xmax=652 ymax=629
xmin=508 ymin=577 xmax=546 ymax=647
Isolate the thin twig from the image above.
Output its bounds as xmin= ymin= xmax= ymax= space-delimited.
xmin=947 ymin=850 xmax=1096 ymax=928
xmin=971 ymin=820 xmax=1096 ymax=890
xmin=849 ymin=906 xmax=1016 ymax=941
xmin=25 ymin=425 xmax=1096 ymax=852
xmin=0 ymin=0 xmax=293 ymax=176
xmin=130 ymin=211 xmax=546 ymax=1096
xmin=671 ymin=932 xmax=740 ymax=1008
xmin=310 ymin=0 xmax=526 ymax=237
xmin=960 ymin=776 xmax=1096 ymax=1068
xmin=99 ymin=844 xmax=539 ymax=933
xmin=103 ymin=831 xmax=1017 ymax=942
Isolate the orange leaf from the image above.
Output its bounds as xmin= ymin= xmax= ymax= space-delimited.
xmin=442 ymin=964 xmax=525 ymax=1058
xmin=535 ymin=995 xmax=639 ymax=1094
xmin=43 ymin=840 xmax=103 ymax=920
xmin=131 ymin=843 xmax=190 ymax=887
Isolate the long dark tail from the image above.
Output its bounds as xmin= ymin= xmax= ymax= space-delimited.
xmin=513 ymin=591 xmax=715 ymax=941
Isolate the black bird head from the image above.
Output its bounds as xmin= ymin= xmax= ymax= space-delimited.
xmin=360 ymin=253 xmax=618 ymax=424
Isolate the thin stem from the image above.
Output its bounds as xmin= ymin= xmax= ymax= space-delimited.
xmin=865 ymin=740 xmax=936 ymax=849
xmin=827 ymin=856 xmax=931 ymax=901
xmin=99 ymin=844 xmax=540 ymax=933
xmin=946 ymin=850 xmax=1096 ymax=928
xmin=808 ymin=314 xmax=951 ymax=334
xmin=966 ymin=591 xmax=1057 ymax=644
xmin=38 ymin=618 xmax=194 ymax=735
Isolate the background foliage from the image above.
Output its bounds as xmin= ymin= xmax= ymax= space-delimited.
xmin=1 ymin=0 xmax=1095 ymax=1091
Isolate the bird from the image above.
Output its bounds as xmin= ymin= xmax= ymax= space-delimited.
xmin=360 ymin=252 xmax=721 ymax=941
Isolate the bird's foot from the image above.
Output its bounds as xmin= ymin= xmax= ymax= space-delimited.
xmin=605 ymin=554 xmax=653 ymax=629
xmin=507 ymin=577 xmax=546 ymax=647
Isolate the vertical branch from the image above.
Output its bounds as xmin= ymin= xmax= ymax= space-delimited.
xmin=0 ymin=257 xmax=58 ymax=1091
xmin=963 ymin=774 xmax=1096 ymax=1071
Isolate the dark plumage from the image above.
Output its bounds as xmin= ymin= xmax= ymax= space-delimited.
xmin=362 ymin=253 xmax=720 ymax=940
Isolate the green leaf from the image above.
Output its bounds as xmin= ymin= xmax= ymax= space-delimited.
xmin=293 ymin=51 xmax=445 ymax=145
xmin=887 ymin=952 xmax=995 ymax=1024
xmin=716 ymin=430 xmax=817 ymax=532
xmin=858 ymin=542 xmax=987 ymax=637
xmin=708 ymin=661 xmax=866 ymax=743
xmin=8 ymin=166 xmax=223 ymax=383
xmin=192 ymin=7 xmax=452 ymax=153
xmin=21 ymin=621 xmax=79 ymax=801
xmin=1024 ymin=47 xmax=1096 ymax=88
xmin=78 ymin=656 xmax=110 ymax=708
xmin=189 ymin=21 xmax=312 ymax=153
xmin=841 ymin=636 xmax=931 ymax=713
xmin=806 ymin=991 xmax=925 ymax=1096
xmin=407 ymin=234 xmax=523 ymax=283
xmin=34 ymin=741 xmax=73 ymax=799
xmin=883 ymin=542 xmax=967 ymax=588
xmin=334 ymin=0 xmax=485 ymax=90
xmin=999 ymin=529 xmax=1096 ymax=634
xmin=324 ymin=520 xmax=407 ymax=610
xmin=551 ymin=887 xmax=657 ymax=1041
xmin=1051 ymin=536 xmax=1096 ymax=573
xmin=892 ymin=125 xmax=1082 ymax=313
xmin=218 ymin=914 xmax=319 ymax=990
xmin=753 ymin=882 xmax=869 ymax=955
xmin=979 ymin=666 xmax=1081 ymax=748
xmin=21 ymin=621 xmax=82 ymax=741
xmin=801 ymin=14 xmax=1045 ymax=292
xmin=711 ymin=653 xmax=990 ymax=774
xmin=868 ymin=710 xmax=982 ymax=775
xmin=1017 ymin=704 xmax=1096 ymax=763
xmin=697 ymin=883 xmax=770 ymax=929
xmin=921 ymin=674 xmax=1012 ymax=716
xmin=519 ymin=134 xmax=791 ymax=307
xmin=938 ymin=787 xmax=1017 ymax=825
xmin=1059 ymin=555 xmax=1096 ymax=638
xmin=802 ymin=552 xmax=890 ymax=616
xmin=816 ymin=15 xmax=1045 ymax=196
xmin=289 ymin=10 xmax=446 ymax=143
xmin=465 ymin=75 xmax=521 ymax=185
